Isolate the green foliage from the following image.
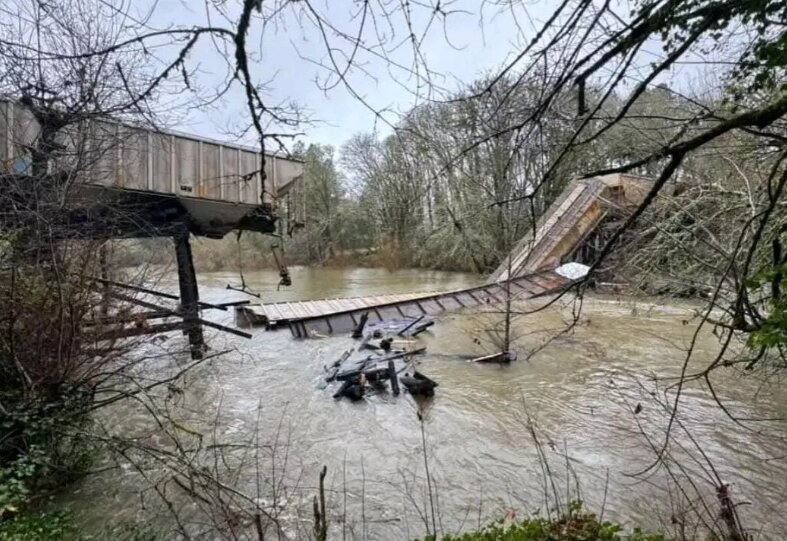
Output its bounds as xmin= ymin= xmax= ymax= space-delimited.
xmin=0 ymin=510 xmax=156 ymax=541
xmin=620 ymin=1 xmax=787 ymax=100
xmin=0 ymin=247 xmax=104 ymax=514
xmin=0 ymin=510 xmax=83 ymax=541
xmin=724 ymin=0 xmax=787 ymax=96
xmin=0 ymin=388 xmax=96 ymax=514
xmin=745 ymin=262 xmax=787 ymax=349
xmin=413 ymin=504 xmax=667 ymax=541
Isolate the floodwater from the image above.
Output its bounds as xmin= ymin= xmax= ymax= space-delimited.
xmin=70 ymin=267 xmax=787 ymax=540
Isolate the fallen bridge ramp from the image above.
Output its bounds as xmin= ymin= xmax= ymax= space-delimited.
xmin=236 ymin=270 xmax=575 ymax=338
xmin=489 ymin=174 xmax=651 ymax=282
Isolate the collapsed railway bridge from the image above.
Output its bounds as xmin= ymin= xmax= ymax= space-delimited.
xmin=237 ymin=173 xmax=652 ymax=337
xmin=1 ymin=95 xmax=652 ymax=353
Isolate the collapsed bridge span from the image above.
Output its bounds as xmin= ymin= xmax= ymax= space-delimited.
xmin=238 ymin=173 xmax=652 ymax=338
xmin=236 ymin=270 xmax=574 ymax=338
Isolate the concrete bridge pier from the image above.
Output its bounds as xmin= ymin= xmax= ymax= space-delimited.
xmin=173 ymin=227 xmax=205 ymax=359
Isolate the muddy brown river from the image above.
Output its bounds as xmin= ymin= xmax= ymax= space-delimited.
xmin=68 ymin=267 xmax=787 ymax=540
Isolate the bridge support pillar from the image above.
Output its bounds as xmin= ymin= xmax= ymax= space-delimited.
xmin=173 ymin=228 xmax=205 ymax=359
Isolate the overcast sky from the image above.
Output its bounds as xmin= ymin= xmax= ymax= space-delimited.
xmin=136 ymin=0 xmax=555 ymax=151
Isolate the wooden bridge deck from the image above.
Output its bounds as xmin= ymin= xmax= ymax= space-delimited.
xmin=236 ymin=270 xmax=575 ymax=338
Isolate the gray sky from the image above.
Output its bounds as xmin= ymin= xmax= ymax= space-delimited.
xmin=139 ymin=0 xmax=554 ymax=150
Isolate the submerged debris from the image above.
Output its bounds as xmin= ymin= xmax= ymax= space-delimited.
xmin=333 ymin=377 xmax=365 ymax=400
xmin=362 ymin=315 xmax=436 ymax=339
xmin=399 ymin=371 xmax=438 ymax=396
xmin=470 ymin=351 xmax=518 ymax=364
xmin=328 ymin=350 xmax=418 ymax=401
xmin=324 ymin=348 xmax=354 ymax=382
xmin=324 ymin=315 xmax=438 ymax=401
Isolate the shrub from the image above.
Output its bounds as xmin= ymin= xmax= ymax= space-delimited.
xmin=414 ymin=503 xmax=668 ymax=541
xmin=0 ymin=510 xmax=157 ymax=541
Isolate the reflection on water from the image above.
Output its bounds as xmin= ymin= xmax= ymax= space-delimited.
xmin=71 ymin=268 xmax=787 ymax=540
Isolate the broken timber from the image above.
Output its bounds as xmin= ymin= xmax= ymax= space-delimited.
xmin=470 ymin=351 xmax=518 ymax=364
xmin=87 ymin=281 xmax=252 ymax=344
xmin=236 ymin=269 xmax=574 ymax=338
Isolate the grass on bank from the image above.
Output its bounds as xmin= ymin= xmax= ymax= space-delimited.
xmin=415 ymin=504 xmax=667 ymax=541
xmin=0 ymin=510 xmax=154 ymax=541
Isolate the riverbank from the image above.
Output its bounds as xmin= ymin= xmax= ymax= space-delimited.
xmin=191 ymin=244 xmax=480 ymax=273
xmin=116 ymin=236 xmax=707 ymax=301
